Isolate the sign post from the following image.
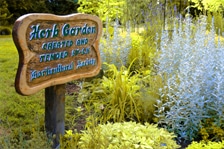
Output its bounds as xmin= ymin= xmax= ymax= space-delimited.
xmin=45 ymin=84 xmax=65 ymax=148
xmin=12 ymin=13 xmax=102 ymax=148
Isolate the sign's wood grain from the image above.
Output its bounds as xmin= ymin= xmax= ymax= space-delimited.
xmin=13 ymin=13 xmax=102 ymax=95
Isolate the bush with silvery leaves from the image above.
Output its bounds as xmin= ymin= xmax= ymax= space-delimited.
xmin=155 ymin=16 xmax=224 ymax=141
xmin=100 ymin=19 xmax=131 ymax=69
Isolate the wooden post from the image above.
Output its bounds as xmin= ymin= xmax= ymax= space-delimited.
xmin=45 ymin=84 xmax=65 ymax=148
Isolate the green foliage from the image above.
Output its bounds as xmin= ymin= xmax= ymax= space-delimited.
xmin=0 ymin=26 xmax=11 ymax=35
xmin=0 ymin=36 xmax=47 ymax=145
xmin=78 ymin=62 xmax=160 ymax=124
xmin=78 ymin=63 xmax=143 ymax=123
xmin=0 ymin=0 xmax=13 ymax=25
xmin=2 ymin=0 xmax=78 ymax=24
xmin=77 ymin=122 xmax=180 ymax=149
xmin=127 ymin=32 xmax=156 ymax=71
xmin=78 ymin=0 xmax=125 ymax=23
xmin=78 ymin=0 xmax=187 ymax=27
xmin=124 ymin=0 xmax=153 ymax=27
xmin=97 ymin=1 xmax=163 ymax=73
xmin=60 ymin=130 xmax=81 ymax=149
xmin=45 ymin=0 xmax=79 ymax=15
xmin=199 ymin=119 xmax=224 ymax=142
xmin=126 ymin=32 xmax=144 ymax=71
xmin=100 ymin=64 xmax=143 ymax=123
xmin=186 ymin=140 xmax=224 ymax=149
xmin=128 ymin=31 xmax=159 ymax=73
xmin=100 ymin=19 xmax=158 ymax=72
xmin=60 ymin=122 xmax=180 ymax=149
xmin=0 ymin=127 xmax=52 ymax=149
xmin=188 ymin=0 xmax=224 ymax=33
xmin=64 ymin=89 xmax=88 ymax=132
xmin=98 ymin=11 xmax=162 ymax=124
xmin=189 ymin=0 xmax=224 ymax=12
xmin=124 ymin=0 xmax=167 ymax=29
xmin=206 ymin=12 xmax=224 ymax=35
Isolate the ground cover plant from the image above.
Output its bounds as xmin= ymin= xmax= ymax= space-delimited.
xmin=61 ymin=122 xmax=180 ymax=149
xmin=77 ymin=63 xmax=159 ymax=124
xmin=186 ymin=140 xmax=224 ymax=149
xmin=0 ymin=36 xmax=44 ymax=133
xmin=0 ymin=35 xmax=51 ymax=148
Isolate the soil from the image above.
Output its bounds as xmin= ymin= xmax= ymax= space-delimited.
xmin=178 ymin=140 xmax=192 ymax=149
xmin=66 ymin=82 xmax=81 ymax=96
xmin=65 ymin=82 xmax=87 ymax=132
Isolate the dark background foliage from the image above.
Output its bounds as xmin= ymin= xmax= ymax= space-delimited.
xmin=0 ymin=0 xmax=79 ymax=25
xmin=0 ymin=0 xmax=211 ymax=26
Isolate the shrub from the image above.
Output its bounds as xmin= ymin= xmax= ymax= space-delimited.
xmin=0 ymin=26 xmax=11 ymax=35
xmin=100 ymin=64 xmax=143 ymax=123
xmin=60 ymin=130 xmax=81 ymax=149
xmin=0 ymin=128 xmax=51 ymax=149
xmin=199 ymin=118 xmax=224 ymax=142
xmin=100 ymin=20 xmax=158 ymax=73
xmin=77 ymin=0 xmax=125 ymax=23
xmin=100 ymin=19 xmax=131 ymax=69
xmin=186 ymin=140 xmax=224 ymax=149
xmin=155 ymin=16 xmax=224 ymax=141
xmin=75 ymin=122 xmax=180 ymax=149
xmin=78 ymin=63 xmax=143 ymax=123
xmin=78 ymin=62 xmax=160 ymax=124
xmin=207 ymin=12 xmax=224 ymax=34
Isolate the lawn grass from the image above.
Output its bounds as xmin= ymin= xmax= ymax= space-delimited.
xmin=0 ymin=35 xmax=19 ymax=98
xmin=0 ymin=35 xmax=45 ymax=137
xmin=0 ymin=36 xmax=82 ymax=148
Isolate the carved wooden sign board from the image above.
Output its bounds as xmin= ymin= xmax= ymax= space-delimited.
xmin=13 ymin=13 xmax=102 ymax=95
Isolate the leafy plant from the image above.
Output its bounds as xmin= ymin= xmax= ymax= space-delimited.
xmin=206 ymin=12 xmax=224 ymax=35
xmin=78 ymin=0 xmax=125 ymax=23
xmin=78 ymin=61 xmax=161 ymax=124
xmin=0 ymin=35 xmax=53 ymax=148
xmin=60 ymin=130 xmax=81 ymax=149
xmin=199 ymin=118 xmax=224 ymax=142
xmin=100 ymin=20 xmax=158 ymax=73
xmin=100 ymin=64 xmax=143 ymax=123
xmin=100 ymin=19 xmax=131 ymax=69
xmin=78 ymin=63 xmax=143 ymax=123
xmin=186 ymin=140 xmax=224 ymax=149
xmin=189 ymin=0 xmax=224 ymax=12
xmin=0 ymin=26 xmax=11 ymax=35
xmin=0 ymin=127 xmax=52 ymax=149
xmin=155 ymin=16 xmax=224 ymax=141
xmin=76 ymin=122 xmax=180 ymax=149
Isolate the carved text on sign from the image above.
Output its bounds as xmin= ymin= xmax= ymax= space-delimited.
xmin=13 ymin=13 xmax=102 ymax=95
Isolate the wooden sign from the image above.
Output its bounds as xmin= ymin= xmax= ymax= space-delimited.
xmin=13 ymin=13 xmax=102 ymax=95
